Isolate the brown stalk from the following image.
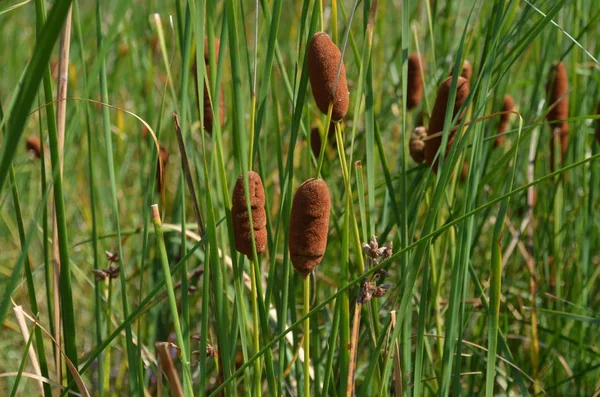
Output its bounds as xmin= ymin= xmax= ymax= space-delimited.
xmin=155 ymin=342 xmax=184 ymax=397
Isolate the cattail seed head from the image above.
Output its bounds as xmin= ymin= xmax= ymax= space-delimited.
xmin=449 ymin=60 xmax=472 ymax=82
xmin=156 ymin=145 xmax=169 ymax=192
xmin=26 ymin=136 xmax=42 ymax=158
xmin=495 ymin=94 xmax=514 ymax=147
xmin=203 ymin=73 xmax=225 ymax=134
xmin=407 ymin=53 xmax=426 ymax=110
xmin=596 ymin=102 xmax=600 ymax=144
xmin=424 ymin=76 xmax=470 ymax=172
xmin=310 ymin=123 xmax=336 ymax=159
xmin=546 ymin=62 xmax=569 ymax=167
xmin=231 ymin=171 xmax=267 ymax=258
xmin=409 ymin=126 xmax=427 ymax=164
xmin=204 ymin=37 xmax=220 ymax=63
xmin=289 ymin=178 xmax=331 ymax=278
xmin=308 ymin=32 xmax=350 ymax=121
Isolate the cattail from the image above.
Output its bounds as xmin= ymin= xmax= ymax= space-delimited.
xmin=495 ymin=94 xmax=514 ymax=147
xmin=308 ymin=32 xmax=350 ymax=121
xmin=156 ymin=145 xmax=169 ymax=192
xmin=231 ymin=171 xmax=267 ymax=258
xmin=409 ymin=126 xmax=427 ymax=164
xmin=449 ymin=59 xmax=472 ymax=82
xmin=26 ymin=136 xmax=42 ymax=158
xmin=596 ymin=102 xmax=600 ymax=144
xmin=193 ymin=37 xmax=225 ymax=134
xmin=289 ymin=179 xmax=331 ymax=278
xmin=424 ymin=76 xmax=470 ymax=171
xmin=460 ymin=160 xmax=469 ymax=182
xmin=546 ymin=62 xmax=569 ymax=166
xmin=407 ymin=53 xmax=426 ymax=110
xmin=204 ymin=37 xmax=220 ymax=63
xmin=310 ymin=123 xmax=336 ymax=159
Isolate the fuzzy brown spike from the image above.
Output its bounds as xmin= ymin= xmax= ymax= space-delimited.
xmin=231 ymin=171 xmax=267 ymax=258
xmin=156 ymin=145 xmax=169 ymax=192
xmin=310 ymin=123 xmax=336 ymax=159
xmin=495 ymin=94 xmax=514 ymax=147
xmin=596 ymin=102 xmax=600 ymax=144
xmin=409 ymin=126 xmax=427 ymax=164
xmin=202 ymin=71 xmax=225 ymax=134
xmin=308 ymin=32 xmax=350 ymax=121
xmin=424 ymin=76 xmax=470 ymax=172
xmin=26 ymin=136 xmax=42 ymax=158
xmin=204 ymin=37 xmax=220 ymax=64
xmin=289 ymin=179 xmax=331 ymax=278
xmin=407 ymin=54 xmax=426 ymax=110
xmin=449 ymin=60 xmax=472 ymax=82
xmin=546 ymin=62 xmax=569 ymax=168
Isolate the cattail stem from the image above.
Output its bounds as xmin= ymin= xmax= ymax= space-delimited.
xmin=316 ymin=102 xmax=334 ymax=178
xmin=303 ymin=275 xmax=311 ymax=397
xmin=250 ymin=260 xmax=262 ymax=397
xmin=332 ymin=0 xmax=338 ymax=44
xmin=103 ymin=277 xmax=113 ymax=392
xmin=151 ymin=204 xmax=194 ymax=395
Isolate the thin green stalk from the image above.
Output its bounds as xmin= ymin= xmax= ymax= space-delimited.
xmin=151 ymin=204 xmax=194 ymax=395
xmin=303 ymin=275 xmax=311 ymax=397
xmin=250 ymin=260 xmax=262 ymax=397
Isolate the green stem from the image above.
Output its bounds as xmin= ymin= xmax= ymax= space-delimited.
xmin=303 ymin=275 xmax=311 ymax=397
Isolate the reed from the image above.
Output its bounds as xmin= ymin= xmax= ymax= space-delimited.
xmin=595 ymin=102 xmax=599 ymax=144
xmin=156 ymin=145 xmax=169 ymax=193
xmin=308 ymin=32 xmax=350 ymax=121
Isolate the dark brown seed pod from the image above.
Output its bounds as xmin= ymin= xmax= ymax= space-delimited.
xmin=407 ymin=53 xmax=426 ymax=110
xmin=495 ymin=94 xmax=514 ymax=147
xmin=156 ymin=145 xmax=169 ymax=192
xmin=424 ymin=76 xmax=470 ymax=172
xmin=26 ymin=136 xmax=42 ymax=158
xmin=448 ymin=60 xmax=472 ymax=82
xmin=308 ymin=32 xmax=349 ymax=121
xmin=310 ymin=123 xmax=336 ymax=159
xmin=460 ymin=160 xmax=469 ymax=182
xmin=596 ymin=102 xmax=600 ymax=144
xmin=289 ymin=178 xmax=331 ymax=278
xmin=546 ymin=62 xmax=569 ymax=167
xmin=231 ymin=171 xmax=267 ymax=258
xmin=204 ymin=37 xmax=220 ymax=63
xmin=409 ymin=126 xmax=427 ymax=164
xmin=203 ymin=72 xmax=225 ymax=134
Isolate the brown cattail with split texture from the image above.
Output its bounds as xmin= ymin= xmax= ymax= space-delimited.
xmin=156 ymin=145 xmax=169 ymax=192
xmin=308 ymin=32 xmax=349 ymax=121
xmin=231 ymin=171 xmax=267 ymax=258
xmin=495 ymin=94 xmax=514 ymax=147
xmin=546 ymin=62 xmax=569 ymax=166
xmin=289 ymin=179 xmax=331 ymax=278
xmin=310 ymin=123 xmax=336 ymax=159
xmin=409 ymin=126 xmax=427 ymax=164
xmin=407 ymin=54 xmax=426 ymax=110
xmin=26 ymin=136 xmax=42 ymax=158
xmin=424 ymin=76 xmax=470 ymax=172
xmin=595 ymin=102 xmax=600 ymax=144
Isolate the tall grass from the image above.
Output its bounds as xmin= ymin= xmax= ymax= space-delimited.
xmin=1 ymin=0 xmax=599 ymax=396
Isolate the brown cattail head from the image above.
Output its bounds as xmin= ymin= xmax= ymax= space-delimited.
xmin=202 ymin=74 xmax=225 ymax=134
xmin=156 ymin=145 xmax=169 ymax=192
xmin=596 ymin=102 xmax=600 ymax=144
xmin=546 ymin=62 xmax=569 ymax=169
xmin=308 ymin=32 xmax=350 ymax=121
xmin=310 ymin=123 xmax=336 ymax=159
xmin=289 ymin=178 xmax=331 ymax=278
xmin=407 ymin=53 xmax=426 ymax=110
xmin=26 ymin=136 xmax=42 ymax=158
xmin=449 ymin=60 xmax=472 ymax=82
xmin=495 ymin=94 xmax=514 ymax=147
xmin=204 ymin=37 xmax=220 ymax=64
xmin=424 ymin=76 xmax=470 ymax=172
xmin=460 ymin=160 xmax=469 ymax=182
xmin=409 ymin=126 xmax=427 ymax=164
xmin=231 ymin=171 xmax=268 ymax=258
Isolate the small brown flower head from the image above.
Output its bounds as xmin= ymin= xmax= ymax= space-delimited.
xmin=596 ymin=102 xmax=600 ymax=144
xmin=424 ymin=76 xmax=470 ymax=172
xmin=449 ymin=60 xmax=473 ymax=82
xmin=26 ymin=136 xmax=42 ymax=158
xmin=156 ymin=145 xmax=169 ymax=192
xmin=289 ymin=178 xmax=331 ymax=278
xmin=495 ymin=94 xmax=514 ymax=147
xmin=460 ymin=160 xmax=469 ymax=182
xmin=231 ymin=171 xmax=267 ymax=258
xmin=310 ymin=123 xmax=336 ymax=159
xmin=204 ymin=37 xmax=220 ymax=64
xmin=308 ymin=32 xmax=350 ymax=121
xmin=409 ymin=126 xmax=427 ymax=164
xmin=407 ymin=53 xmax=426 ymax=110
xmin=546 ymin=62 xmax=569 ymax=125
xmin=203 ymin=74 xmax=225 ymax=134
